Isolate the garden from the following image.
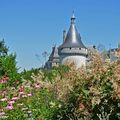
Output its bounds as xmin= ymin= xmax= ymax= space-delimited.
xmin=0 ymin=40 xmax=120 ymax=120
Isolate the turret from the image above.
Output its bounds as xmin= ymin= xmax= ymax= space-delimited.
xmin=58 ymin=13 xmax=88 ymax=68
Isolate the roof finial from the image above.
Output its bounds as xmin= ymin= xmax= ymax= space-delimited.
xmin=71 ymin=11 xmax=76 ymax=24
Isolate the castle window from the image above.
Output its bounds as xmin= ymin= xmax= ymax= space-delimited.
xmin=70 ymin=47 xmax=71 ymax=50
xmin=79 ymin=48 xmax=81 ymax=50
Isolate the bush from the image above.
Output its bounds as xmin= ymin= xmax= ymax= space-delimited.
xmin=0 ymin=54 xmax=21 ymax=86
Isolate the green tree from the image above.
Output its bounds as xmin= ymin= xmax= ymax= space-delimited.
xmin=0 ymin=39 xmax=9 ymax=56
xmin=0 ymin=54 xmax=21 ymax=84
xmin=0 ymin=40 xmax=21 ymax=86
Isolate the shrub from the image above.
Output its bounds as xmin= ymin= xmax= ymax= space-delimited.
xmin=0 ymin=54 xmax=21 ymax=86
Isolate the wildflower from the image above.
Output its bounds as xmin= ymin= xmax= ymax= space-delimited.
xmin=0 ymin=80 xmax=7 ymax=83
xmin=19 ymin=91 xmax=24 ymax=95
xmin=0 ymin=98 xmax=7 ymax=102
xmin=8 ymin=100 xmax=15 ymax=104
xmin=49 ymin=101 xmax=56 ymax=108
xmin=24 ymin=85 xmax=31 ymax=88
xmin=12 ymin=97 xmax=19 ymax=101
xmin=58 ymin=104 xmax=62 ymax=108
xmin=11 ymin=87 xmax=16 ymax=90
xmin=0 ymin=76 xmax=9 ymax=83
xmin=27 ymin=110 xmax=32 ymax=114
xmin=22 ymin=108 xmax=28 ymax=111
xmin=6 ymin=105 xmax=14 ymax=110
xmin=34 ymin=83 xmax=41 ymax=88
xmin=27 ymin=93 xmax=32 ymax=97
xmin=22 ymin=94 xmax=27 ymax=98
xmin=17 ymin=103 xmax=23 ymax=106
xmin=18 ymin=86 xmax=24 ymax=92
xmin=0 ymin=112 xmax=5 ymax=116
xmin=3 ymin=76 xmax=9 ymax=81
xmin=0 ymin=91 xmax=7 ymax=96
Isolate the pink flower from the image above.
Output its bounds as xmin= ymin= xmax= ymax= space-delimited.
xmin=35 ymin=84 xmax=41 ymax=88
xmin=6 ymin=105 xmax=14 ymax=110
xmin=19 ymin=91 xmax=24 ymax=95
xmin=0 ymin=80 xmax=7 ymax=83
xmin=27 ymin=93 xmax=32 ymax=97
xmin=0 ymin=76 xmax=9 ymax=83
xmin=0 ymin=90 xmax=7 ymax=96
xmin=0 ymin=112 xmax=5 ymax=116
xmin=0 ymin=98 xmax=7 ymax=102
xmin=3 ymin=76 xmax=9 ymax=81
xmin=8 ymin=100 xmax=15 ymax=104
xmin=12 ymin=97 xmax=19 ymax=101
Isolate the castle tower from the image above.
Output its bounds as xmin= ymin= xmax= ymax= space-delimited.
xmin=45 ymin=45 xmax=60 ymax=69
xmin=58 ymin=13 xmax=88 ymax=68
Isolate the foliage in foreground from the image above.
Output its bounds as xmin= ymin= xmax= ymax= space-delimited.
xmin=1 ymin=46 xmax=120 ymax=119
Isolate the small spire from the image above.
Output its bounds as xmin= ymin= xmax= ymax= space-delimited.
xmin=71 ymin=11 xmax=76 ymax=24
xmin=63 ymin=29 xmax=66 ymax=42
xmin=52 ymin=43 xmax=56 ymax=48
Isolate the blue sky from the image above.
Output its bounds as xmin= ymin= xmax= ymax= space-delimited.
xmin=0 ymin=0 xmax=120 ymax=70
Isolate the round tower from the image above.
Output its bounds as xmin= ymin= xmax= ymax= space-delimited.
xmin=58 ymin=13 xmax=88 ymax=68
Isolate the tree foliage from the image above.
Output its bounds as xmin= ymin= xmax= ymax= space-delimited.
xmin=0 ymin=40 xmax=20 ymax=86
xmin=0 ymin=39 xmax=8 ymax=57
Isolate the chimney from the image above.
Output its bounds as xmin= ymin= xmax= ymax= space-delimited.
xmin=63 ymin=30 xmax=66 ymax=42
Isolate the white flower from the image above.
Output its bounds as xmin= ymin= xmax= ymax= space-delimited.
xmin=0 ymin=98 xmax=7 ymax=102
xmin=49 ymin=101 xmax=56 ymax=108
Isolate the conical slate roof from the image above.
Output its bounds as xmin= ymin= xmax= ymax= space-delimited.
xmin=60 ymin=14 xmax=86 ymax=48
xmin=49 ymin=46 xmax=59 ymax=61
